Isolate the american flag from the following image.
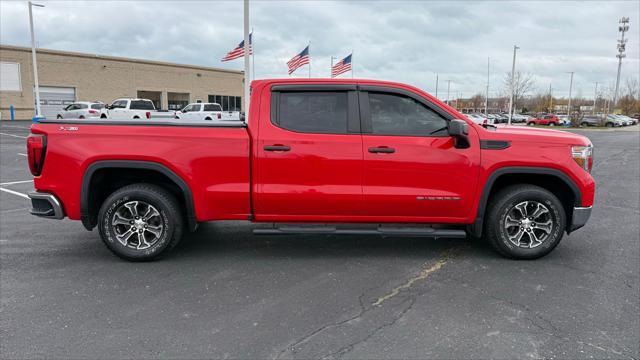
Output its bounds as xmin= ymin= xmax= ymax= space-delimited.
xmin=287 ymin=46 xmax=310 ymax=75
xmin=221 ymin=34 xmax=253 ymax=62
xmin=331 ymin=54 xmax=352 ymax=77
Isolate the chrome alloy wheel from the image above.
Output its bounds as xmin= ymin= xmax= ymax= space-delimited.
xmin=111 ymin=201 xmax=164 ymax=250
xmin=503 ymin=201 xmax=553 ymax=249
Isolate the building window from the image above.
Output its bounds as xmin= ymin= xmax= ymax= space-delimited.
xmin=208 ymin=95 xmax=242 ymax=111
xmin=0 ymin=62 xmax=21 ymax=91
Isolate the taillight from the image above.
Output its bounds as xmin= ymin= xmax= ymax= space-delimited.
xmin=145 ymin=111 xmax=151 ymax=119
xmin=217 ymin=113 xmax=221 ymax=119
xmin=88 ymin=109 xmax=98 ymax=114
xmin=571 ymin=145 xmax=593 ymax=173
xmin=27 ymin=134 xmax=47 ymax=176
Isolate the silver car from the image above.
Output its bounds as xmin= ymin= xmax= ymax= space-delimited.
xmin=57 ymin=102 xmax=105 ymax=119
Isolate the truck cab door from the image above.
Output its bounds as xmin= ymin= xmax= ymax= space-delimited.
xmin=254 ymin=85 xmax=363 ymax=221
xmin=359 ymin=87 xmax=480 ymax=221
xmin=110 ymin=100 xmax=127 ymax=119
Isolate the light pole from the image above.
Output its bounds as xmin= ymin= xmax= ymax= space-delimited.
xmin=567 ymin=72 xmax=574 ymax=124
xmin=507 ymin=45 xmax=519 ymax=125
xmin=435 ymin=74 xmax=439 ymax=99
xmin=28 ymin=1 xmax=45 ymax=118
xmin=593 ymin=82 xmax=598 ymax=115
xmin=243 ymin=0 xmax=250 ymax=118
xmin=613 ymin=17 xmax=629 ymax=108
xmin=549 ymin=84 xmax=553 ymax=112
xmin=485 ymin=57 xmax=489 ymax=115
xmin=446 ymin=79 xmax=451 ymax=106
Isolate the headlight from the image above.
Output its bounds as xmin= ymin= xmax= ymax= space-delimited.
xmin=572 ymin=145 xmax=593 ymax=173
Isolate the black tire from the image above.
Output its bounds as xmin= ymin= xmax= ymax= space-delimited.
xmin=581 ymin=122 xmax=588 ymax=127
xmin=101 ymin=114 xmax=107 ymax=119
xmin=527 ymin=122 xmax=535 ymax=126
xmin=204 ymin=117 xmax=212 ymax=121
xmin=485 ymin=184 xmax=566 ymax=260
xmin=97 ymin=184 xmax=184 ymax=261
xmin=79 ymin=116 xmax=85 ymax=119
xmin=605 ymin=122 xmax=613 ymax=127
xmin=133 ymin=116 xmax=140 ymax=119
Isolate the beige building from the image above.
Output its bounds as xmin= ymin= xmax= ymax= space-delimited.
xmin=0 ymin=44 xmax=244 ymax=120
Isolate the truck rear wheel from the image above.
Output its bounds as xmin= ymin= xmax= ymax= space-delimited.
xmin=97 ymin=184 xmax=183 ymax=261
xmin=485 ymin=184 xmax=566 ymax=259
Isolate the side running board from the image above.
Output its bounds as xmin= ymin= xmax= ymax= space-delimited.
xmin=253 ymin=224 xmax=467 ymax=238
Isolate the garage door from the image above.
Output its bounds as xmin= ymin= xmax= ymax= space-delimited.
xmin=38 ymin=87 xmax=76 ymax=120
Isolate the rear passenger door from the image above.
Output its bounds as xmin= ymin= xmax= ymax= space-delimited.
xmin=254 ymin=85 xmax=363 ymax=220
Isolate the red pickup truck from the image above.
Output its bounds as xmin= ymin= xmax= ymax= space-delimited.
xmin=27 ymin=78 xmax=595 ymax=261
xmin=527 ymin=114 xmax=561 ymax=126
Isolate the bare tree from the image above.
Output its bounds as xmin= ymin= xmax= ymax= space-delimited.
xmin=470 ymin=93 xmax=485 ymax=112
xmin=618 ymin=77 xmax=640 ymax=115
xmin=504 ymin=71 xmax=535 ymax=115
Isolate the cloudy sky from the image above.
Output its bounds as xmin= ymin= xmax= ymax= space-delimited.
xmin=1 ymin=0 xmax=638 ymax=99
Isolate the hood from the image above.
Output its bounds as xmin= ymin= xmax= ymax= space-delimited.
xmin=481 ymin=125 xmax=591 ymax=146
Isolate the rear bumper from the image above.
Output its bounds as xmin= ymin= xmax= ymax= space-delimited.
xmin=569 ymin=206 xmax=592 ymax=232
xmin=28 ymin=191 xmax=65 ymax=220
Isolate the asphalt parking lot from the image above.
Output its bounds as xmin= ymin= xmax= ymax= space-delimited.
xmin=1 ymin=121 xmax=638 ymax=359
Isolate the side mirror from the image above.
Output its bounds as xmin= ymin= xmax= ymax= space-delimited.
xmin=448 ymin=119 xmax=470 ymax=149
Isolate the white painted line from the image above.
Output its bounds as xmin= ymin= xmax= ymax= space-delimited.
xmin=0 ymin=180 xmax=33 ymax=186
xmin=17 ymin=153 xmax=27 ymax=157
xmin=0 ymin=187 xmax=29 ymax=199
xmin=0 ymin=132 xmax=27 ymax=139
xmin=1 ymin=125 xmax=31 ymax=130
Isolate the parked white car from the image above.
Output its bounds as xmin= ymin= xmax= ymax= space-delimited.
xmin=175 ymin=103 xmax=241 ymax=122
xmin=466 ymin=113 xmax=488 ymax=124
xmin=557 ymin=115 xmax=571 ymax=126
xmin=510 ymin=114 xmax=530 ymax=123
xmin=56 ymin=102 xmax=105 ymax=119
xmin=100 ymin=98 xmax=175 ymax=120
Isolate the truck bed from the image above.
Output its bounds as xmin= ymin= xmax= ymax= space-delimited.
xmin=31 ymin=119 xmax=252 ymax=224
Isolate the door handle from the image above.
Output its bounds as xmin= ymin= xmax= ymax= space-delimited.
xmin=264 ymin=144 xmax=291 ymax=152
xmin=368 ymin=146 xmax=395 ymax=154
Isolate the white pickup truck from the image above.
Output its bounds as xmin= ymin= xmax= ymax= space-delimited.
xmin=100 ymin=98 xmax=175 ymax=120
xmin=175 ymin=103 xmax=240 ymax=121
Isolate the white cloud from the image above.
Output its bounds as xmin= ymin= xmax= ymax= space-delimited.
xmin=1 ymin=0 xmax=638 ymax=99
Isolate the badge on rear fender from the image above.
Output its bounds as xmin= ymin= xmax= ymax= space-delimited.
xmin=58 ymin=126 xmax=79 ymax=131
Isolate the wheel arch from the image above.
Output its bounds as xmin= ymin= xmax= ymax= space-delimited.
xmin=81 ymin=160 xmax=197 ymax=232
xmin=469 ymin=167 xmax=581 ymax=237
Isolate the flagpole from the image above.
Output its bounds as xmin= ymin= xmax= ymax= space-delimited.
xmin=251 ymin=28 xmax=255 ymax=81
xmin=308 ymin=41 xmax=311 ymax=78
xmin=243 ymin=0 xmax=250 ymax=118
xmin=351 ymin=50 xmax=354 ymax=78
xmin=330 ymin=56 xmax=335 ymax=78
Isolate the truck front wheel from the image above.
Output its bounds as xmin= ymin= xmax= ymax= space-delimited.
xmin=97 ymin=184 xmax=184 ymax=261
xmin=485 ymin=184 xmax=566 ymax=259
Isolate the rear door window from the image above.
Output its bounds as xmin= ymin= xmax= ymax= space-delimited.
xmin=276 ymin=92 xmax=348 ymax=133
xmin=91 ymin=104 xmax=105 ymax=110
xmin=204 ymin=104 xmax=222 ymax=112
xmin=130 ymin=100 xmax=155 ymax=110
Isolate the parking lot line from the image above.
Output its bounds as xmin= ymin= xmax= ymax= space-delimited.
xmin=0 ymin=132 xmax=27 ymax=139
xmin=0 ymin=187 xmax=29 ymax=199
xmin=0 ymin=125 xmax=31 ymax=130
xmin=0 ymin=180 xmax=33 ymax=186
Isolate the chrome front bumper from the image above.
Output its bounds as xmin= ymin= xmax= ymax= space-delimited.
xmin=28 ymin=191 xmax=65 ymax=220
xmin=569 ymin=206 xmax=592 ymax=232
